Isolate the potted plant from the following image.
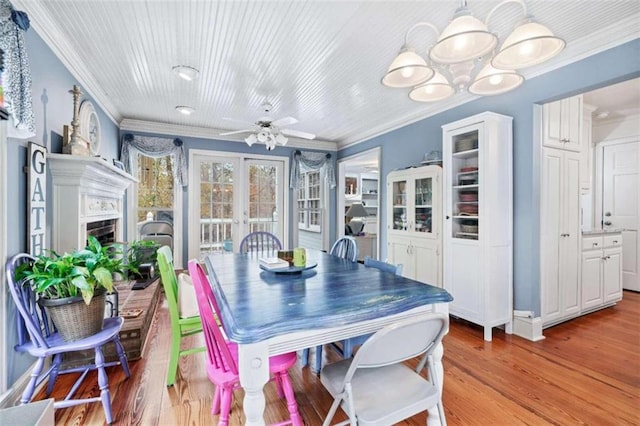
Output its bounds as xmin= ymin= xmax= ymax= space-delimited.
xmin=126 ymin=239 xmax=160 ymax=281
xmin=16 ymin=236 xmax=125 ymax=341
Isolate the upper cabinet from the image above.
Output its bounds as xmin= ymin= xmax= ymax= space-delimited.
xmin=542 ymin=95 xmax=584 ymax=152
xmin=442 ymin=112 xmax=513 ymax=342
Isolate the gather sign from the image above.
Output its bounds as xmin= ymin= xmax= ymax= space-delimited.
xmin=28 ymin=142 xmax=46 ymax=256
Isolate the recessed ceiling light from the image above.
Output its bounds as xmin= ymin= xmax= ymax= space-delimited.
xmin=172 ymin=65 xmax=199 ymax=81
xmin=175 ymin=105 xmax=195 ymax=115
xmin=595 ymin=111 xmax=610 ymax=119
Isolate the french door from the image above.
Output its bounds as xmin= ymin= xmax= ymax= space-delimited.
xmin=189 ymin=150 xmax=286 ymax=260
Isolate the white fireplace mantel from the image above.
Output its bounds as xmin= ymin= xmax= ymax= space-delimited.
xmin=48 ymin=154 xmax=136 ymax=253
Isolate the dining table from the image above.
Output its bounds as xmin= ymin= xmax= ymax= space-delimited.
xmin=204 ymin=249 xmax=453 ymax=426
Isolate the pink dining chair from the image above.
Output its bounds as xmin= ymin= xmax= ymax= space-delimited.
xmin=187 ymin=260 xmax=303 ymax=426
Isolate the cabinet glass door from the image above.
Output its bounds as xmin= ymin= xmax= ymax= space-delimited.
xmin=414 ymin=176 xmax=433 ymax=234
xmin=451 ymin=130 xmax=479 ymax=240
xmin=392 ymin=180 xmax=408 ymax=231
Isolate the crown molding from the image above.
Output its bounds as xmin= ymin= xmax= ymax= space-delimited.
xmin=12 ymin=0 xmax=121 ymax=126
xmin=120 ymin=119 xmax=338 ymax=151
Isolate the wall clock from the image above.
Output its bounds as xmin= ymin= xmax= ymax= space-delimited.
xmin=78 ymin=100 xmax=101 ymax=155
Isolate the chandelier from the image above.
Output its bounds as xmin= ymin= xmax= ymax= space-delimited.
xmin=382 ymin=0 xmax=565 ymax=101
xmin=244 ymin=125 xmax=288 ymax=151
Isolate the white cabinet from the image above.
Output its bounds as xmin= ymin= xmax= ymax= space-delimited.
xmin=387 ymin=165 xmax=442 ymax=287
xmin=541 ymin=148 xmax=582 ymax=326
xmin=442 ymin=112 xmax=513 ymax=342
xmin=542 ymin=95 xmax=583 ymax=152
xmin=581 ymin=233 xmax=623 ymax=311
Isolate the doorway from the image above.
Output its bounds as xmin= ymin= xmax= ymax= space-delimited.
xmin=188 ymin=150 xmax=287 ymax=260
xmin=595 ymin=140 xmax=640 ymax=291
xmin=338 ymin=148 xmax=380 ymax=261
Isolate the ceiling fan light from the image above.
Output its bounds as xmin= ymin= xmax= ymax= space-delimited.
xmin=381 ymin=47 xmax=434 ymax=88
xmin=492 ymin=20 xmax=565 ymax=70
xmin=276 ymin=133 xmax=288 ymax=145
xmin=245 ymin=133 xmax=257 ymax=146
xmin=468 ymin=64 xmax=524 ymax=96
xmin=172 ymin=65 xmax=200 ymax=81
xmin=430 ymin=12 xmax=497 ymax=64
xmin=409 ymin=71 xmax=455 ymax=102
xmin=257 ymin=131 xmax=269 ymax=142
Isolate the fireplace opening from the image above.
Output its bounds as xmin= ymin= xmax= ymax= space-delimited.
xmin=86 ymin=219 xmax=117 ymax=246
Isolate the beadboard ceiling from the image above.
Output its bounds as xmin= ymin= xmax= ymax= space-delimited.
xmin=12 ymin=0 xmax=640 ymax=149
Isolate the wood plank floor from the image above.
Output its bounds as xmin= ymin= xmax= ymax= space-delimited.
xmin=35 ymin=291 xmax=640 ymax=425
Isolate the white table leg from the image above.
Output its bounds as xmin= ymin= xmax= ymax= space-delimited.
xmin=427 ymin=302 xmax=449 ymax=426
xmin=238 ymin=342 xmax=270 ymax=426
xmin=427 ymin=341 xmax=444 ymax=426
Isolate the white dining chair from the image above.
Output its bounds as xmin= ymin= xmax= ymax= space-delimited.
xmin=320 ymin=313 xmax=449 ymax=426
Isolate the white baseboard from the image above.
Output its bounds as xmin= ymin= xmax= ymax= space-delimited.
xmin=0 ymin=360 xmax=48 ymax=409
xmin=513 ymin=315 xmax=546 ymax=342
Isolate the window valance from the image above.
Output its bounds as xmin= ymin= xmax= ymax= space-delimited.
xmin=120 ymin=134 xmax=188 ymax=187
xmin=290 ymin=150 xmax=336 ymax=189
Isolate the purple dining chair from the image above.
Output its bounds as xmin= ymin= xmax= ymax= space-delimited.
xmin=6 ymin=253 xmax=130 ymax=425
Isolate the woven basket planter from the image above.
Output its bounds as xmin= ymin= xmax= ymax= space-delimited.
xmin=40 ymin=291 xmax=106 ymax=342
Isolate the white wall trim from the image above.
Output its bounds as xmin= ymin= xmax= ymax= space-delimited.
xmin=0 ymin=359 xmax=49 ymax=408
xmin=512 ymin=315 xmax=546 ymax=342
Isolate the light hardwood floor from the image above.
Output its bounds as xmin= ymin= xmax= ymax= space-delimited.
xmin=36 ymin=291 xmax=639 ymax=425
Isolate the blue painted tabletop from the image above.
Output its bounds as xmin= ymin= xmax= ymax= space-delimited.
xmin=205 ymin=250 xmax=453 ymax=344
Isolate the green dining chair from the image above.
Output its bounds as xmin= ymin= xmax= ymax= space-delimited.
xmin=157 ymin=246 xmax=205 ymax=386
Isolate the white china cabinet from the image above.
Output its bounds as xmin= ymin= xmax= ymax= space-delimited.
xmin=387 ymin=165 xmax=442 ymax=287
xmin=442 ymin=112 xmax=513 ymax=342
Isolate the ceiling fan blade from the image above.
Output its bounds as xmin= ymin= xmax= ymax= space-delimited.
xmin=272 ymin=116 xmax=298 ymax=127
xmin=219 ymin=129 xmax=253 ymax=136
xmin=222 ymin=117 xmax=255 ymax=126
xmin=281 ymin=128 xmax=316 ymax=140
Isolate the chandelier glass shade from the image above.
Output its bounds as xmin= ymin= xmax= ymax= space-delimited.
xmin=383 ymin=0 xmax=565 ymax=102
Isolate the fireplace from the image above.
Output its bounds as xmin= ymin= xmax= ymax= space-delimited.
xmin=48 ymin=154 xmax=136 ymax=253
xmin=86 ymin=219 xmax=118 ymax=246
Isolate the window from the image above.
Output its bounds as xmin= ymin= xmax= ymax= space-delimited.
xmin=137 ymin=155 xmax=174 ymax=225
xmin=297 ymin=170 xmax=321 ymax=232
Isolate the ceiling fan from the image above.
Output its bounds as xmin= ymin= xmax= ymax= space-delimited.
xmin=220 ymin=101 xmax=316 ymax=150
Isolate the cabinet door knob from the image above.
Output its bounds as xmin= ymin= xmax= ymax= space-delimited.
xmin=446 ymin=215 xmax=450 ymax=220
xmin=593 ymin=242 xmax=598 ymax=247
xmin=613 ymin=240 xmax=618 ymax=244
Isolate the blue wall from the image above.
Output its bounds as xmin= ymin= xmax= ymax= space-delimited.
xmin=339 ymin=38 xmax=640 ymax=316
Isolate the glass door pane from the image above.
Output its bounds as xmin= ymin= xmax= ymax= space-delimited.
xmin=414 ymin=176 xmax=433 ymax=234
xmin=245 ymin=160 xmax=283 ymax=239
xmin=191 ymin=156 xmax=239 ymax=260
xmin=392 ymin=180 xmax=408 ymax=231
xmin=451 ymin=130 xmax=479 ymax=240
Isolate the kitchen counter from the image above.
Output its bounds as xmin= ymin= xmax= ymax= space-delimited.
xmin=582 ymin=228 xmax=623 ymax=235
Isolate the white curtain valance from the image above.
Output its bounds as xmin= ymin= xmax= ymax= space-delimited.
xmin=120 ymin=134 xmax=188 ymax=187
xmin=290 ymin=150 xmax=336 ymax=189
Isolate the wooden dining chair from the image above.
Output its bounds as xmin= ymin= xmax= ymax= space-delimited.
xmin=6 ymin=253 xmax=131 ymax=425
xmin=187 ymin=259 xmax=303 ymax=426
xmin=301 ymin=236 xmax=359 ymax=371
xmin=304 ymin=256 xmax=403 ymax=374
xmin=320 ymin=313 xmax=449 ymax=426
xmin=239 ymin=231 xmax=282 ymax=254
xmin=157 ymin=246 xmax=205 ymax=386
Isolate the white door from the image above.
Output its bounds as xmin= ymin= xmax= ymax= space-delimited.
xmin=189 ymin=152 xmax=285 ymax=260
xmin=602 ymin=141 xmax=640 ymax=291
